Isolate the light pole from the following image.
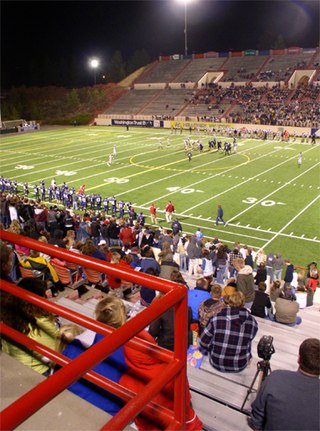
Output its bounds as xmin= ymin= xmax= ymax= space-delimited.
xmin=178 ymin=0 xmax=193 ymax=57
xmin=184 ymin=0 xmax=188 ymax=57
xmin=89 ymin=58 xmax=99 ymax=85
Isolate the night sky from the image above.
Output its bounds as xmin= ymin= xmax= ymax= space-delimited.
xmin=1 ymin=0 xmax=319 ymax=88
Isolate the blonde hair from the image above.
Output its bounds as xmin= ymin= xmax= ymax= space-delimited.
xmin=223 ymin=289 xmax=245 ymax=307
xmin=222 ymin=285 xmax=236 ymax=301
xmin=57 ymin=324 xmax=84 ymax=352
xmin=233 ymin=258 xmax=244 ymax=270
xmin=110 ymin=252 xmax=121 ymax=264
xmin=95 ymin=297 xmax=126 ymax=328
xmin=38 ymin=236 xmax=48 ymax=244
xmin=8 ymin=220 xmax=21 ymax=235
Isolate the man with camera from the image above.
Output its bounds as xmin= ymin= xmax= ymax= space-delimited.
xmin=250 ymin=338 xmax=320 ymax=430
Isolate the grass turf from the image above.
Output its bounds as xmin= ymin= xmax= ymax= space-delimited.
xmin=1 ymin=126 xmax=319 ymax=266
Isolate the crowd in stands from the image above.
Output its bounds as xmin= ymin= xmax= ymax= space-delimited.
xmin=188 ymin=83 xmax=320 ymax=127
xmin=1 ymin=181 xmax=319 ymax=428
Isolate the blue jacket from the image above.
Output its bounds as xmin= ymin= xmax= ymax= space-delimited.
xmin=188 ymin=289 xmax=211 ymax=321
xmin=61 ymin=332 xmax=128 ymax=415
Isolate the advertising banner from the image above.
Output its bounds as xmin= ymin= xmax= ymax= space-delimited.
xmin=112 ymin=119 xmax=154 ymax=127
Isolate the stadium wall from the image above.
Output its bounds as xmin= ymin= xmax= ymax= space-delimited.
xmin=94 ymin=115 xmax=314 ymax=136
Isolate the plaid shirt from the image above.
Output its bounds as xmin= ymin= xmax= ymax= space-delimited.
xmin=199 ymin=306 xmax=258 ymax=373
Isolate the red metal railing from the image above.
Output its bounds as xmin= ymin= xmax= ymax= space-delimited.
xmin=0 ymin=231 xmax=188 ymax=430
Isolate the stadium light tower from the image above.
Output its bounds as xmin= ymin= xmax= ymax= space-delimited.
xmin=89 ymin=58 xmax=99 ymax=85
xmin=178 ymin=0 xmax=193 ymax=57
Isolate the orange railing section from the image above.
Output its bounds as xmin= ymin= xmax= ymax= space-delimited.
xmin=0 ymin=231 xmax=188 ymax=430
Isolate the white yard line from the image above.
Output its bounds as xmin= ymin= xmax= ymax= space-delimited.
xmin=257 ymin=194 xmax=320 ymax=252
xmin=141 ymin=141 xmax=292 ymax=206
xmin=227 ymin=161 xmax=320 ymax=224
xmin=179 ymin=144 xmax=318 ymax=214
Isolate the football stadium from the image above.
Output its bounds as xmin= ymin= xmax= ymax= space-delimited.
xmin=1 ymin=2 xmax=320 ymax=430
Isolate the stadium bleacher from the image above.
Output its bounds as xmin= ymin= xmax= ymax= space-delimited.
xmin=98 ymin=49 xmax=320 ymax=126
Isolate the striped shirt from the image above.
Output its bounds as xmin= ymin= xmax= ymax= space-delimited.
xmin=200 ymin=306 xmax=258 ymax=373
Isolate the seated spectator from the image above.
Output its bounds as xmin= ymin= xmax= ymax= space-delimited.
xmin=81 ymin=239 xmax=106 ymax=261
xmin=199 ymin=291 xmax=258 ymax=373
xmin=250 ymin=338 xmax=320 ymax=431
xmin=38 ymin=235 xmax=52 ymax=261
xmin=274 ymin=286 xmax=301 ymax=326
xmin=149 ymin=292 xmax=193 ymax=351
xmin=188 ymin=277 xmax=211 ymax=322
xmin=58 ymin=304 xmax=128 ymax=416
xmin=60 ymin=296 xmax=202 ymax=429
xmin=0 ymin=242 xmax=14 ymax=283
xmin=1 ymin=277 xmax=60 ymax=375
xmin=106 ymin=252 xmax=134 ymax=298
xmin=20 ymin=249 xmax=62 ymax=295
xmin=250 ymin=282 xmax=273 ymax=319
xmin=295 ymin=286 xmax=308 ymax=309
xmin=198 ymin=283 xmax=226 ymax=334
xmin=97 ymin=240 xmax=112 ymax=261
xmin=233 ymin=258 xmax=255 ymax=308
xmin=269 ymin=280 xmax=281 ymax=302
xmin=64 ymin=229 xmax=76 ymax=249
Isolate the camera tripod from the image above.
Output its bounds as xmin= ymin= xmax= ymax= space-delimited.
xmin=241 ymin=358 xmax=271 ymax=412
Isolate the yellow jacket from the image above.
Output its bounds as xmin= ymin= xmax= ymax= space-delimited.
xmin=21 ymin=256 xmax=59 ymax=283
xmin=1 ymin=316 xmax=59 ymax=374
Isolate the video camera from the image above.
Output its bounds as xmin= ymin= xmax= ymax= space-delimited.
xmin=257 ymin=335 xmax=275 ymax=361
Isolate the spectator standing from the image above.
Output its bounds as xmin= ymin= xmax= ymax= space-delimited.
xmin=187 ymin=236 xmax=202 ymax=276
xmin=273 ymin=253 xmax=284 ymax=281
xmin=265 ymin=252 xmax=275 ymax=282
xmin=254 ymin=262 xmax=267 ymax=286
xmin=283 ymin=259 xmax=295 ymax=287
xmin=233 ymin=258 xmax=255 ymax=308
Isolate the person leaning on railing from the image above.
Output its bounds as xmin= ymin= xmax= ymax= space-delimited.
xmin=1 ymin=277 xmax=60 ymax=376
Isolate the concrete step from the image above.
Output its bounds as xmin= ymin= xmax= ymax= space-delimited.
xmin=0 ymin=352 xmax=134 ymax=431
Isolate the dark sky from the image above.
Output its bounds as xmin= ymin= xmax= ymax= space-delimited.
xmin=1 ymin=0 xmax=319 ymax=88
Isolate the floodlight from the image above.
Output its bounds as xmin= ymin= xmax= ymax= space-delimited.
xmin=89 ymin=58 xmax=100 ymax=85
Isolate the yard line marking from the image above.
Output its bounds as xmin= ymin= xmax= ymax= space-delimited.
xmin=178 ymin=145 xmax=317 ymax=215
xmin=257 ymin=194 xmax=320 ymax=252
xmin=226 ymin=162 xmax=320 ymax=224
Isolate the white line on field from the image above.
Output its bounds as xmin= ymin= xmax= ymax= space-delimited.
xmin=226 ymin=161 xmax=320 ymax=224
xmin=178 ymin=143 xmax=317 ymax=214
xmin=141 ymin=141 xmax=299 ymax=207
xmin=257 ymin=193 xmax=320 ymax=252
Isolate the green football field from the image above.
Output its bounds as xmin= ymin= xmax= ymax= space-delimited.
xmin=1 ymin=126 xmax=319 ymax=266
